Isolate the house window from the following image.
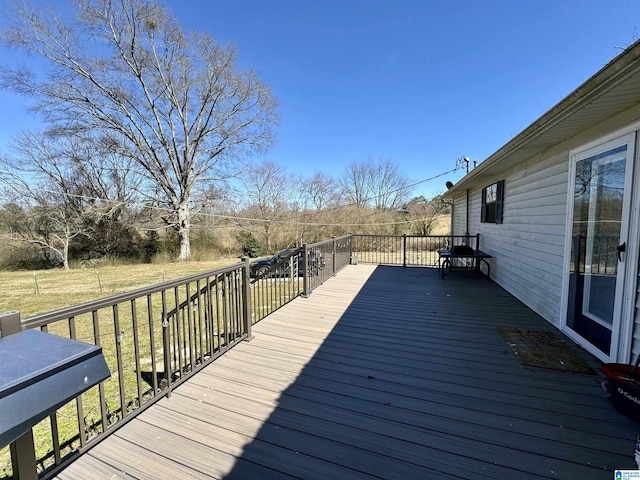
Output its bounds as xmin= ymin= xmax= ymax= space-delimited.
xmin=481 ymin=180 xmax=504 ymax=224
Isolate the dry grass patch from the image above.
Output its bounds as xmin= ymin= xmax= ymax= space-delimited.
xmin=0 ymin=258 xmax=239 ymax=318
xmin=0 ymin=257 xmax=243 ymax=478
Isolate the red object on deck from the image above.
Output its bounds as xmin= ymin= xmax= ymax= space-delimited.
xmin=601 ymin=363 xmax=640 ymax=423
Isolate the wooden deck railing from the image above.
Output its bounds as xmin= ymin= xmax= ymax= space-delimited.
xmin=0 ymin=232 xmax=472 ymax=479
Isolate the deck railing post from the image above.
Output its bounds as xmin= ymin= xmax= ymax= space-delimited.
xmin=349 ymin=234 xmax=358 ymax=265
xmin=0 ymin=310 xmax=21 ymax=336
xmin=162 ymin=311 xmax=172 ymax=398
xmin=403 ymin=234 xmax=407 ymax=267
xmin=0 ymin=311 xmax=38 ymax=480
xmin=332 ymin=237 xmax=337 ymax=275
xmin=302 ymin=244 xmax=310 ymax=297
xmin=242 ymin=257 xmax=254 ymax=341
xmin=348 ymin=234 xmax=353 ymax=263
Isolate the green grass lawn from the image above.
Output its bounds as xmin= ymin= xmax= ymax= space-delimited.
xmin=0 ymin=258 xmax=240 ymax=318
xmin=1 ymin=258 xmax=245 ymax=478
xmin=0 ymin=258 xmax=307 ymax=479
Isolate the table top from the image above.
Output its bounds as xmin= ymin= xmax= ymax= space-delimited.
xmin=0 ymin=329 xmax=104 ymax=397
xmin=437 ymin=249 xmax=492 ymax=259
xmin=0 ymin=329 xmax=110 ymax=448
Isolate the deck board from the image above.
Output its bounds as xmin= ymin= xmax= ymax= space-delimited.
xmin=54 ymin=265 xmax=639 ymax=479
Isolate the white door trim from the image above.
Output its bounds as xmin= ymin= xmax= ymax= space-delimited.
xmin=560 ymin=129 xmax=637 ymax=362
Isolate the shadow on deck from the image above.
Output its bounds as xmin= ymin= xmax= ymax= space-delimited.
xmin=56 ymin=265 xmax=639 ymax=480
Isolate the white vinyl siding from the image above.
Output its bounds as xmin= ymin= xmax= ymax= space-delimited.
xmin=451 ymin=194 xmax=467 ymax=237
xmin=458 ymin=153 xmax=570 ymax=327
xmin=449 ymin=106 xmax=640 ymax=362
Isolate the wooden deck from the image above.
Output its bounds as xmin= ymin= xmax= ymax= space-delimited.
xmin=54 ymin=265 xmax=638 ymax=479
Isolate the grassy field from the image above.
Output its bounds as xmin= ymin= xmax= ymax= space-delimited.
xmin=0 ymin=258 xmax=241 ymax=319
xmin=0 ymin=227 xmax=453 ymax=477
xmin=0 ymin=257 xmax=245 ymax=479
xmin=0 ymin=255 xmax=314 ymax=479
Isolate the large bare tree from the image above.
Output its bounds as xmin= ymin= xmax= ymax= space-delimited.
xmin=1 ymin=0 xmax=278 ymax=260
xmin=10 ymin=131 xmax=141 ymax=217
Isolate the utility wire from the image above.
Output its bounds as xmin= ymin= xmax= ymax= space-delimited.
xmin=25 ymin=166 xmax=460 ymax=228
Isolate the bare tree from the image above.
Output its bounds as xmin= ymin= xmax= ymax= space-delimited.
xmin=399 ymin=199 xmax=440 ymax=235
xmin=340 ymin=157 xmax=412 ymax=209
xmin=340 ymin=159 xmax=375 ymax=208
xmin=1 ymin=0 xmax=278 ymax=260
xmin=12 ymin=132 xmax=140 ymax=217
xmin=303 ymin=171 xmax=340 ymax=210
xmin=0 ymin=132 xmax=140 ymax=267
xmin=280 ymin=171 xmax=339 ymax=245
xmin=236 ymin=161 xmax=297 ymax=252
xmin=0 ymin=167 xmax=85 ymax=270
xmin=373 ymin=158 xmax=412 ymax=209
xmin=190 ymin=184 xmax=232 ymax=232
xmin=0 ymin=201 xmax=83 ymax=269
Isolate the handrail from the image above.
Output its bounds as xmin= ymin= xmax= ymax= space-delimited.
xmin=21 ymin=263 xmax=243 ymax=330
xmin=1 ymin=232 xmax=468 ymax=479
xmin=351 ymin=234 xmax=476 ymax=267
xmin=2 ymin=261 xmax=251 ymax=479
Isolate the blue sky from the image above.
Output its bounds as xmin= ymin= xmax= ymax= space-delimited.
xmin=2 ymin=0 xmax=640 ymax=198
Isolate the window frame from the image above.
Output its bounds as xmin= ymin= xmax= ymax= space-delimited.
xmin=481 ymin=180 xmax=504 ymax=224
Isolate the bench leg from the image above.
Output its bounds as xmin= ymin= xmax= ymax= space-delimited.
xmin=480 ymin=259 xmax=491 ymax=280
xmin=440 ymin=259 xmax=450 ymax=279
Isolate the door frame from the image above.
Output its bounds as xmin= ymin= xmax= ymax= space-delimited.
xmin=561 ymin=124 xmax=640 ymax=363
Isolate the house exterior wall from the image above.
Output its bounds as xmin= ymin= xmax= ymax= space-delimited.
xmin=451 ymin=103 xmax=640 ymax=362
xmin=456 ymin=153 xmax=569 ymax=327
xmin=451 ymin=194 xmax=467 ymax=237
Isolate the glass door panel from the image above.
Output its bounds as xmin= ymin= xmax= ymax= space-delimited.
xmin=566 ymin=141 xmax=631 ymax=357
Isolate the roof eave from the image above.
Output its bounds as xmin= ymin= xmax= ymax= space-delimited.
xmin=445 ymin=39 xmax=640 ymax=196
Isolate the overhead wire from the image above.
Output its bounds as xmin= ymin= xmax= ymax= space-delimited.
xmin=22 ymin=165 xmax=461 ymax=228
